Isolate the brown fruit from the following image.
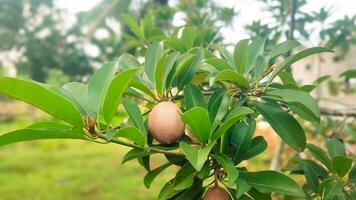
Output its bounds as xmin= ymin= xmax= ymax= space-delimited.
xmin=202 ymin=186 xmax=231 ymax=200
xmin=148 ymin=101 xmax=185 ymax=144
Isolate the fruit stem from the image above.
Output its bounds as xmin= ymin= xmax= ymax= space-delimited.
xmin=214 ymin=168 xmax=219 ymax=187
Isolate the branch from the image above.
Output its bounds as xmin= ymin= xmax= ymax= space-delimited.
xmin=97 ymin=133 xmax=184 ymax=156
xmin=320 ymin=107 xmax=356 ymax=118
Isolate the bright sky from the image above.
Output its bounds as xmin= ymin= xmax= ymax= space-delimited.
xmin=55 ymin=0 xmax=356 ymax=46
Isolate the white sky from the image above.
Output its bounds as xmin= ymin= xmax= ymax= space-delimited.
xmin=56 ymin=0 xmax=355 ymax=46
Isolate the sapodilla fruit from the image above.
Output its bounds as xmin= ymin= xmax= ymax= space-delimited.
xmin=148 ymin=101 xmax=185 ymax=144
xmin=202 ymin=186 xmax=231 ymax=200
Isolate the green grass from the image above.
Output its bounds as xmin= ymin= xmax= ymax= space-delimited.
xmin=0 ymin=140 xmax=176 ymax=200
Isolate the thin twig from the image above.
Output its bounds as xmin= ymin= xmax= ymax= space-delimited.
xmin=96 ymin=132 xmax=184 ymax=156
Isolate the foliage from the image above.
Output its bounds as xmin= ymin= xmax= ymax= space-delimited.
xmin=0 ymin=10 xmax=345 ymax=198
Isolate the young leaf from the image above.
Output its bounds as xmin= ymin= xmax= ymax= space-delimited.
xmin=253 ymin=55 xmax=266 ymax=81
xmin=181 ymin=107 xmax=211 ymax=143
xmin=145 ymin=42 xmax=163 ymax=82
xmin=268 ymin=47 xmax=333 ymax=85
xmin=107 ymin=126 xmax=145 ymax=146
xmin=0 ymin=77 xmax=82 ymax=127
xmin=326 ymin=138 xmax=346 ymax=158
xmin=210 ymin=106 xmax=254 ymax=142
xmin=103 ymin=68 xmax=140 ymax=124
xmin=179 ymin=142 xmax=215 ymax=171
xmin=214 ymin=69 xmax=249 ymax=89
xmin=234 ymin=39 xmax=249 ymax=74
xmin=211 ymin=93 xmax=231 ymax=131
xmin=183 ymin=83 xmax=206 ymax=110
xmin=88 ymin=62 xmax=118 ymax=117
xmin=240 ymin=170 xmax=305 ymax=198
xmin=268 ymin=40 xmax=300 ymax=59
xmin=118 ymin=53 xmax=142 ymax=69
xmin=213 ymin=153 xmax=239 ymax=186
xmin=144 ymin=163 xmax=172 ymax=188
xmin=0 ymin=128 xmax=86 ymax=147
xmin=256 ymin=101 xmax=306 ymax=152
xmin=332 ymin=156 xmax=352 ymax=177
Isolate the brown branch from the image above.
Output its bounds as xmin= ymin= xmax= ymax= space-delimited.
xmin=96 ymin=132 xmax=184 ymax=156
xmin=320 ymin=107 xmax=356 ymax=118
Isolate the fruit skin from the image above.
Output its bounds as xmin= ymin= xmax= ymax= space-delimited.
xmin=202 ymin=186 xmax=231 ymax=200
xmin=148 ymin=101 xmax=185 ymax=144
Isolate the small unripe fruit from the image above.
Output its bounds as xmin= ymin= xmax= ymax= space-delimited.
xmin=202 ymin=186 xmax=231 ymax=200
xmin=148 ymin=101 xmax=185 ymax=144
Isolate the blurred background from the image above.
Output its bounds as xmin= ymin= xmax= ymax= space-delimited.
xmin=0 ymin=0 xmax=355 ymax=199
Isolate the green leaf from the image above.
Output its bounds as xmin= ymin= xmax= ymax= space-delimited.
xmin=306 ymin=144 xmax=333 ymax=171
xmin=246 ymin=38 xmax=265 ymax=74
xmin=181 ymin=27 xmax=197 ymax=49
xmin=122 ymin=14 xmax=144 ymax=40
xmin=108 ymin=126 xmax=145 ymax=146
xmin=339 ymin=69 xmax=356 ymax=78
xmin=27 ymin=122 xmax=72 ymax=130
xmin=268 ymin=47 xmax=333 ymax=85
xmin=158 ymin=179 xmax=183 ymax=200
xmin=240 ymin=170 xmax=305 ymax=198
xmin=349 ymin=166 xmax=356 ymax=184
xmin=232 ymin=118 xmax=256 ymax=160
xmin=62 ymin=82 xmax=91 ymax=116
xmin=313 ymin=75 xmax=330 ymax=86
xmin=155 ymin=52 xmax=179 ymax=95
xmin=175 ymin=49 xmax=204 ymax=89
xmin=0 ymin=77 xmax=82 ymax=127
xmin=332 ymin=156 xmax=352 ymax=177
xmin=0 ymin=128 xmax=86 ymax=147
xmin=205 ymin=58 xmax=232 ymax=71
xmin=174 ymin=180 xmax=203 ymax=200
xmin=256 ymin=101 xmax=306 ymax=152
xmin=122 ymin=148 xmax=149 ymax=164
xmin=210 ymin=44 xmax=234 ymax=67
xmin=234 ymin=39 xmax=249 ymax=74
xmin=253 ymin=55 xmax=266 ymax=82
xmin=278 ymin=71 xmax=297 ymax=85
xmin=213 ymin=153 xmax=239 ymax=186
xmin=144 ymin=163 xmax=172 ymax=188
xmin=88 ymin=62 xmax=118 ymax=117
xmin=129 ymin=79 xmax=156 ymax=100
xmin=179 ymin=142 xmax=215 ymax=171
xmin=173 ymin=163 xmax=196 ymax=190
xmin=145 ymin=42 xmax=163 ymax=82
xmin=183 ymin=83 xmax=206 ymax=110
xmin=122 ymin=98 xmax=146 ymax=134
xmin=326 ymin=138 xmax=346 ymax=158
xmin=211 ymin=93 xmax=231 ymax=131
xmin=214 ymin=69 xmax=249 ymax=89
xmin=118 ymin=53 xmax=141 ymax=70
xmin=237 ymin=136 xmax=267 ymax=163
xmin=265 ymin=88 xmax=320 ymax=122
xmin=307 ymin=144 xmax=332 ymax=170
xmin=181 ymin=107 xmax=211 ymax=144
xmin=103 ymin=68 xmax=139 ymax=124
xmin=236 ymin=178 xmax=252 ymax=198
xmin=210 ymin=106 xmax=254 ymax=142
xmin=268 ymin=40 xmax=300 ymax=59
